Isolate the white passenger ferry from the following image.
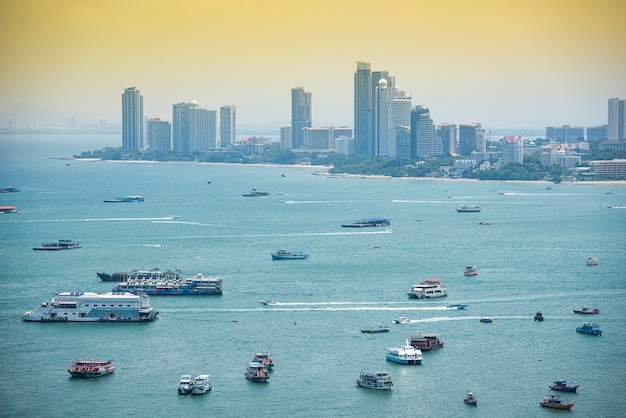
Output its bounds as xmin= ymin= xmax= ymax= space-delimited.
xmin=407 ymin=279 xmax=448 ymax=299
xmin=355 ymin=371 xmax=393 ymax=390
xmin=22 ymin=291 xmax=159 ymax=322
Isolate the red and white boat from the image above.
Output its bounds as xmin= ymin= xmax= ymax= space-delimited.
xmin=68 ymin=358 xmax=115 ymax=378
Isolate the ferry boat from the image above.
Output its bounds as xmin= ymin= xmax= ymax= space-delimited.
xmin=271 ymin=250 xmax=309 ymax=260
xmin=464 ymin=391 xmax=477 ymax=406
xmin=355 ymin=371 xmax=393 ymax=391
xmin=103 ymin=195 xmax=145 ymax=202
xmin=112 ymin=273 xmax=222 ymax=296
xmin=386 ymin=339 xmax=423 ymax=365
xmin=191 ymin=375 xmax=212 ymax=395
xmin=410 ymin=334 xmax=444 ymax=351
xmin=33 ymin=239 xmax=81 ymax=250
xmin=576 ymin=322 xmax=602 ymax=336
xmin=253 ymin=352 xmax=274 ymax=370
xmin=407 ymin=279 xmax=448 ymax=299
xmin=549 ymin=380 xmax=579 ymax=393
xmin=178 ymin=375 xmax=195 ymax=395
xmin=243 ymin=188 xmax=270 ymax=197
xmin=464 ymin=266 xmax=478 ymax=276
xmin=540 ymin=394 xmax=574 ymax=410
xmin=573 ymin=307 xmax=600 ymax=314
xmin=97 ymin=268 xmax=182 ymax=282
xmin=22 ymin=291 xmax=158 ymax=322
xmin=341 ymin=217 xmax=390 ymax=228
xmin=245 ymin=362 xmax=269 ymax=383
xmin=586 ymin=256 xmax=598 ymax=266
xmin=456 ymin=205 xmax=480 ymax=213
xmin=68 ymin=358 xmax=115 ymax=378
xmin=0 ymin=205 xmax=18 ymax=213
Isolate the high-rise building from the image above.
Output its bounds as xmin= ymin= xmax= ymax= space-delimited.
xmin=291 ymin=87 xmax=311 ymax=149
xmin=587 ymin=125 xmax=607 ymax=141
xmin=499 ymin=136 xmax=523 ymax=166
xmin=438 ymin=124 xmax=457 ymax=155
xmin=459 ymin=123 xmax=484 ymax=156
xmin=302 ymin=127 xmax=353 ymax=151
xmin=220 ymin=105 xmax=236 ymax=147
xmin=608 ymin=98 xmax=626 ymax=141
xmin=280 ymin=126 xmax=292 ymax=149
xmin=122 ymin=87 xmax=143 ymax=150
xmin=546 ymin=125 xmax=585 ymax=142
xmin=388 ymin=94 xmax=412 ymax=158
xmin=147 ymin=118 xmax=171 ymax=152
xmin=411 ymin=106 xmax=442 ymax=159
xmin=395 ymin=126 xmax=411 ymax=160
xmin=173 ymin=101 xmax=215 ymax=153
xmin=354 ymin=61 xmax=373 ymax=157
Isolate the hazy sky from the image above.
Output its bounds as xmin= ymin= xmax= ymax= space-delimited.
xmin=1 ymin=0 xmax=625 ymax=131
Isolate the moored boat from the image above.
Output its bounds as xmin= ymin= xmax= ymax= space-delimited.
xmin=410 ymin=334 xmax=444 ymax=351
xmin=191 ymin=375 xmax=212 ymax=395
xmin=356 ymin=371 xmax=393 ymax=390
xmin=573 ymin=307 xmax=600 ymax=314
xmin=33 ymin=239 xmax=81 ymax=250
xmin=97 ymin=268 xmax=182 ymax=282
xmin=0 ymin=205 xmax=18 ymax=213
xmin=112 ymin=273 xmax=222 ymax=296
xmin=540 ymin=394 xmax=573 ymax=410
xmin=464 ymin=266 xmax=478 ymax=276
xmin=178 ymin=375 xmax=195 ymax=395
xmin=243 ymin=188 xmax=270 ymax=197
xmin=549 ymin=380 xmax=579 ymax=393
xmin=68 ymin=358 xmax=115 ymax=378
xmin=271 ymin=250 xmax=309 ymax=260
xmin=456 ymin=205 xmax=480 ymax=213
xmin=464 ymin=391 xmax=477 ymax=406
xmin=534 ymin=311 xmax=544 ymax=321
xmin=586 ymin=256 xmax=598 ymax=266
xmin=392 ymin=316 xmax=411 ymax=324
xmin=253 ymin=352 xmax=274 ymax=370
xmin=361 ymin=326 xmax=389 ymax=333
xmin=341 ymin=217 xmax=390 ymax=228
xmin=22 ymin=291 xmax=158 ymax=322
xmin=407 ymin=279 xmax=448 ymax=299
xmin=386 ymin=339 xmax=423 ymax=365
xmin=576 ymin=322 xmax=602 ymax=335
xmin=245 ymin=362 xmax=269 ymax=382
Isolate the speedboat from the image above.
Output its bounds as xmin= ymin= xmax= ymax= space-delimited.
xmin=392 ymin=317 xmax=411 ymax=324
xmin=386 ymin=339 xmax=423 ymax=365
xmin=178 ymin=375 xmax=195 ymax=395
xmin=573 ymin=307 xmax=599 ymax=314
xmin=549 ymin=380 xmax=579 ymax=393
xmin=480 ymin=317 xmax=493 ymax=323
xmin=464 ymin=391 xmax=477 ymax=406
xmin=447 ymin=304 xmax=468 ymax=310
xmin=464 ymin=266 xmax=478 ymax=276
xmin=259 ymin=300 xmax=277 ymax=306
xmin=576 ymin=322 xmax=602 ymax=336
xmin=540 ymin=394 xmax=573 ymax=410
xmin=356 ymin=371 xmax=393 ymax=390
xmin=191 ymin=375 xmax=212 ymax=395
xmin=586 ymin=257 xmax=598 ymax=266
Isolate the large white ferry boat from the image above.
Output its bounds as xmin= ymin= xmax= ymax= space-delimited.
xmin=407 ymin=279 xmax=448 ymax=299
xmin=22 ymin=291 xmax=159 ymax=322
xmin=386 ymin=339 xmax=423 ymax=365
xmin=112 ymin=274 xmax=222 ymax=295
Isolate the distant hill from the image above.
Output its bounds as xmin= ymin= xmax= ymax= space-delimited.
xmin=0 ymin=102 xmax=66 ymax=126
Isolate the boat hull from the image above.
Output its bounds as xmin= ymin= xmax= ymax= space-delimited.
xmin=385 ymin=355 xmax=422 ymax=365
xmin=540 ymin=403 xmax=573 ymax=410
xmin=549 ymin=386 xmax=578 ymax=393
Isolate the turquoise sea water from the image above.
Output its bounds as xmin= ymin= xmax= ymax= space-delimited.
xmin=1 ymin=134 xmax=625 ymax=417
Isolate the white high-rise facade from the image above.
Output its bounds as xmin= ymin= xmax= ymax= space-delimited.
xmin=122 ymin=87 xmax=143 ymax=150
xmin=173 ymin=101 xmax=215 ymax=152
xmin=608 ymin=97 xmax=625 ymax=141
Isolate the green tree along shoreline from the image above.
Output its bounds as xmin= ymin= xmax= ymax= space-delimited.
xmin=75 ymin=139 xmax=626 ymax=181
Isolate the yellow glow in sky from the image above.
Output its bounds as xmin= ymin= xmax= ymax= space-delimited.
xmin=1 ymin=0 xmax=625 ymax=128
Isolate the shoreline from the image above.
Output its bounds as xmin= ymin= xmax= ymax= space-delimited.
xmin=74 ymin=158 xmax=626 ymax=186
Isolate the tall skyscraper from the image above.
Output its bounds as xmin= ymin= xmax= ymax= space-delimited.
xmin=438 ymin=124 xmax=457 ymax=156
xmin=291 ymin=87 xmax=311 ymax=149
xmin=411 ymin=106 xmax=442 ymax=159
xmin=608 ymin=97 xmax=626 ymax=141
xmin=220 ymin=105 xmax=236 ymax=147
xmin=173 ymin=101 xmax=215 ymax=152
xmin=354 ymin=61 xmax=373 ymax=157
xmin=459 ymin=123 xmax=484 ymax=156
xmin=147 ymin=118 xmax=171 ymax=152
xmin=122 ymin=87 xmax=143 ymax=150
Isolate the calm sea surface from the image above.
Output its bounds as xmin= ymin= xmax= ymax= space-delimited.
xmin=1 ymin=134 xmax=625 ymax=417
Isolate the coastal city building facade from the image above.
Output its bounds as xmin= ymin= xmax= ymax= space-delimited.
xmin=499 ymin=136 xmax=523 ymax=166
xmin=122 ymin=87 xmax=143 ymax=150
xmin=411 ymin=106 xmax=442 ymax=159
xmin=172 ymin=101 xmax=216 ymax=153
xmin=291 ymin=87 xmax=311 ymax=150
xmin=220 ymin=105 xmax=236 ymax=147
xmin=608 ymin=98 xmax=625 ymax=141
xmin=147 ymin=118 xmax=171 ymax=152
xmin=438 ymin=123 xmax=457 ymax=156
xmin=459 ymin=123 xmax=485 ymax=156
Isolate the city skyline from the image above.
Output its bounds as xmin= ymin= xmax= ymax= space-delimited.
xmin=1 ymin=0 xmax=625 ymax=130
